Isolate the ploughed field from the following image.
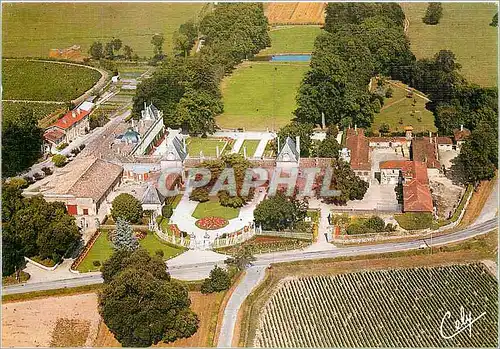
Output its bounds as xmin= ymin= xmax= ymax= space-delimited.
xmin=254 ymin=263 xmax=497 ymax=348
xmin=264 ymin=2 xmax=325 ymax=25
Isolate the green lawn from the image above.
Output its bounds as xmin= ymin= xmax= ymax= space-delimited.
xmin=192 ymin=198 xmax=240 ymax=220
xmin=2 ymin=59 xmax=101 ymax=101
xmin=258 ymin=26 xmax=323 ymax=55
xmin=402 ymin=2 xmax=497 ymax=87
xmin=76 ymin=230 xmax=185 ymax=272
xmin=187 ymin=137 xmax=228 ymax=157
xmin=2 ymin=2 xmax=206 ymax=58
xmin=218 ymin=62 xmax=309 ymax=131
xmin=239 ymin=140 xmax=261 ymax=157
xmin=371 ymin=82 xmax=437 ymax=134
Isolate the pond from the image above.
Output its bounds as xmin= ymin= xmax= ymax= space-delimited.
xmin=270 ymin=54 xmax=311 ymax=62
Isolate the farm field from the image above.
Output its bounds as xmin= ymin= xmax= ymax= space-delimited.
xmin=2 ymin=293 xmax=100 ymax=347
xmin=370 ymin=81 xmax=437 ymax=134
xmin=255 ymin=263 xmax=498 ymax=347
xmin=192 ymin=198 xmax=240 ymax=220
xmin=218 ymin=62 xmax=309 ymax=131
xmin=264 ymin=2 xmax=325 ymax=25
xmin=187 ymin=137 xmax=229 ymax=158
xmin=239 ymin=140 xmax=260 ymax=157
xmin=258 ymin=26 xmax=323 ymax=55
xmin=2 ymin=101 xmax=66 ymax=125
xmin=2 ymin=59 xmax=101 ymax=101
xmin=402 ymin=2 xmax=497 ymax=87
xmin=2 ymin=3 xmax=206 ymax=58
xmin=76 ymin=231 xmax=185 ymax=273
xmin=93 ymin=291 xmax=224 ymax=347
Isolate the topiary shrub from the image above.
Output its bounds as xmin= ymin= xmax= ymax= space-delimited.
xmin=52 ymin=154 xmax=67 ymax=167
xmin=162 ymin=205 xmax=173 ymax=218
xmin=155 ymin=249 xmax=164 ymax=258
xmin=93 ymin=260 xmax=101 ymax=267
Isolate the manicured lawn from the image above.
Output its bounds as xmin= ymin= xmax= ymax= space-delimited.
xmin=258 ymin=25 xmax=323 ymax=55
xmin=187 ymin=137 xmax=228 ymax=158
xmin=218 ymin=62 xmax=309 ymax=131
xmin=76 ymin=230 xmax=185 ymax=272
xmin=2 ymin=59 xmax=101 ymax=101
xmin=2 ymin=3 xmax=206 ymax=58
xmin=239 ymin=140 xmax=261 ymax=157
xmin=402 ymin=2 xmax=497 ymax=87
xmin=370 ymin=81 xmax=437 ymax=134
xmin=192 ymin=198 xmax=240 ymax=220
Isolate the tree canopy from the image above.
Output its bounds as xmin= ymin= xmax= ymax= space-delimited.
xmin=111 ymin=193 xmax=143 ymax=223
xmin=253 ymin=191 xmax=308 ymax=231
xmin=422 ymin=3 xmax=443 ymax=25
xmin=2 ymin=106 xmax=43 ymax=177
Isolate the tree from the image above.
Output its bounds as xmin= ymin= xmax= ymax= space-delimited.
xmin=162 ymin=205 xmax=173 ymax=218
xmin=254 ymin=191 xmax=308 ymax=231
xmin=364 ymin=216 xmax=386 ymax=232
xmin=2 ymin=106 xmax=43 ymax=177
xmin=104 ymin=42 xmax=115 ymax=59
xmin=2 ymin=224 xmax=24 ymax=277
xmin=224 ymin=245 xmax=255 ymax=271
xmin=451 ymin=120 xmax=498 ymax=184
xmin=51 ymin=154 xmax=67 ymax=167
xmin=112 ymin=218 xmax=139 ymax=251
xmin=200 ymin=266 xmax=231 ymax=293
xmin=111 ymin=193 xmax=143 ymax=223
xmin=101 ymin=248 xmax=169 ymax=284
xmin=316 ymin=135 xmax=341 ymax=159
xmin=123 ymin=45 xmax=134 ymax=60
xmin=379 ymin=123 xmax=390 ymax=134
xmin=174 ymin=88 xmax=222 ymax=135
xmin=276 ymin=122 xmax=314 ymax=157
xmin=89 ymin=41 xmax=104 ymax=60
xmin=422 ymin=3 xmax=443 ymax=25
xmin=2 ymin=179 xmax=26 ymax=222
xmin=490 ymin=13 xmax=498 ymax=27
xmin=7 ymin=196 xmax=81 ymax=262
xmin=36 ymin=203 xmax=80 ymax=262
xmin=320 ymin=159 xmax=368 ymax=205
xmin=111 ymin=38 xmax=122 ymax=52
xmin=151 ymin=33 xmax=165 ymax=58
xmin=99 ymin=268 xmax=199 ymax=347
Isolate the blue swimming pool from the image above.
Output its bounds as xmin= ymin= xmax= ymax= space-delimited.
xmin=271 ymin=54 xmax=311 ymax=62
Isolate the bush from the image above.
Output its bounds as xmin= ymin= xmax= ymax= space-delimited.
xmin=79 ymin=144 xmax=86 ymax=150
xmin=23 ymin=176 xmax=35 ymax=185
xmin=56 ymin=142 xmax=69 ymax=150
xmin=379 ymin=123 xmax=390 ymax=134
xmin=201 ymin=266 xmax=231 ymax=294
xmin=52 ymin=154 xmax=67 ymax=167
xmin=189 ymin=188 xmax=209 ymax=202
xmin=41 ymin=166 xmax=53 ymax=176
xmin=155 ymin=249 xmax=164 ymax=258
xmin=33 ymin=172 xmax=44 ymax=181
xmin=71 ymin=148 xmax=80 ymax=155
xmin=385 ymin=86 xmax=394 ymax=98
xmin=93 ymin=260 xmax=101 ymax=267
xmin=162 ymin=205 xmax=173 ymax=218
xmin=422 ymin=2 xmax=443 ymax=25
xmin=111 ymin=193 xmax=143 ymax=223
xmin=395 ymin=212 xmax=433 ymax=230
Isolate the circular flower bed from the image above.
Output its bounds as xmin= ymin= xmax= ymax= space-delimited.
xmin=195 ymin=216 xmax=229 ymax=230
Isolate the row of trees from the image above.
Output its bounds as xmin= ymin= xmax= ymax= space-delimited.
xmin=2 ymin=179 xmax=81 ymax=276
xmin=89 ymin=38 xmax=136 ymax=60
xmin=294 ymin=3 xmax=414 ymax=129
xmin=132 ymin=3 xmax=270 ymax=135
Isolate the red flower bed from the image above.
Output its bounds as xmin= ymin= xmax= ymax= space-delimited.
xmin=195 ymin=216 xmax=229 ymax=230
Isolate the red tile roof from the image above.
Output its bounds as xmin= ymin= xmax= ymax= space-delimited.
xmin=51 ymin=108 xmax=90 ymax=130
xmin=44 ymin=129 xmax=65 ymax=143
xmin=368 ymin=136 xmax=407 ymax=143
xmin=436 ymin=137 xmax=453 ymax=144
xmin=412 ymin=137 xmax=440 ymax=169
xmin=380 ymin=160 xmax=428 ymax=183
xmin=403 ymin=179 xmax=433 ymax=212
xmin=453 ymin=128 xmax=471 ymax=141
xmin=345 ymin=128 xmax=370 ymax=171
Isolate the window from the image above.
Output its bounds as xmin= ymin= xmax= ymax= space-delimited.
xmin=83 ymin=208 xmax=89 ymax=215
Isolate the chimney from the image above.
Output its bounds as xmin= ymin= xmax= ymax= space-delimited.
xmin=277 ymin=137 xmax=280 ymax=153
xmin=460 ymin=124 xmax=464 ymax=131
xmin=72 ymin=111 xmax=76 ymax=118
xmin=296 ymin=136 xmax=300 ymax=155
xmin=429 ymin=131 xmax=432 ymax=142
xmin=77 ymin=108 xmax=81 ymax=114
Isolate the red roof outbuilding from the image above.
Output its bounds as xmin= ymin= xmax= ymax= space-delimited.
xmin=51 ymin=108 xmax=90 ymax=130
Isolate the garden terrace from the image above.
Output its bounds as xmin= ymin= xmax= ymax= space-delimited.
xmin=192 ymin=198 xmax=240 ymax=221
xmin=187 ymin=137 xmax=230 ymax=158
